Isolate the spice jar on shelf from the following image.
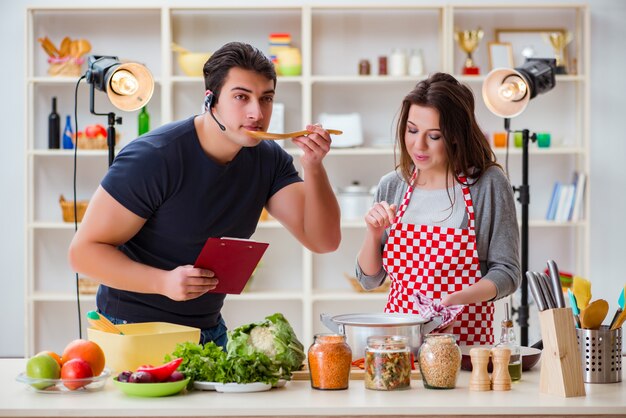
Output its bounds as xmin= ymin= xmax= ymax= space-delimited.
xmin=364 ymin=335 xmax=411 ymax=391
xmin=418 ymin=334 xmax=461 ymax=389
xmin=308 ymin=333 xmax=352 ymax=390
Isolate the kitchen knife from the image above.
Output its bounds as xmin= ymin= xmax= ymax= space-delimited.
xmin=527 ymin=271 xmax=548 ymax=311
xmin=538 ymin=272 xmax=556 ymax=309
xmin=547 ymin=260 xmax=567 ymax=308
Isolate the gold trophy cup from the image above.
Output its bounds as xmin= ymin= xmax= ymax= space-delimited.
xmin=454 ymin=28 xmax=484 ymax=75
xmin=544 ymin=31 xmax=573 ymax=74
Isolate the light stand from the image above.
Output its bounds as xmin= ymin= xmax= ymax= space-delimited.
xmin=89 ymin=84 xmax=122 ymax=167
xmin=483 ymin=58 xmax=556 ymax=346
xmin=511 ymin=125 xmax=538 ymax=346
xmin=85 ymin=55 xmax=155 ymax=166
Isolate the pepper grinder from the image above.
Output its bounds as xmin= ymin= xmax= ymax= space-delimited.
xmin=491 ymin=347 xmax=512 ymax=391
xmin=469 ymin=347 xmax=491 ymax=391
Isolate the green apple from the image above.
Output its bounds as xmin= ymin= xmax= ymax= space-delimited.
xmin=26 ymin=354 xmax=61 ymax=390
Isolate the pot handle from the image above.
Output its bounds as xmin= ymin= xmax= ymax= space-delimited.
xmin=320 ymin=313 xmax=344 ymax=334
xmin=421 ymin=315 xmax=444 ymax=335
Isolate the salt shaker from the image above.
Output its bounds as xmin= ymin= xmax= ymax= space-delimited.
xmin=491 ymin=347 xmax=512 ymax=391
xmin=469 ymin=347 xmax=491 ymax=391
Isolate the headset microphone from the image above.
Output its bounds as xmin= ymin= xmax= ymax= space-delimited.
xmin=204 ymin=90 xmax=226 ymax=131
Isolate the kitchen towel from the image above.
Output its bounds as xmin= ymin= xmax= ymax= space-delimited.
xmin=411 ymin=291 xmax=464 ymax=330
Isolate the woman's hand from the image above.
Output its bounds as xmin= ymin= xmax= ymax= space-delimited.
xmin=364 ymin=201 xmax=397 ymax=238
xmin=161 ymin=265 xmax=218 ymax=301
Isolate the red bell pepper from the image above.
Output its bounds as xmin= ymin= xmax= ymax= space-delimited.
xmin=137 ymin=358 xmax=183 ymax=382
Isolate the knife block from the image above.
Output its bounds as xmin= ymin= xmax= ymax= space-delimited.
xmin=538 ymin=308 xmax=586 ymax=397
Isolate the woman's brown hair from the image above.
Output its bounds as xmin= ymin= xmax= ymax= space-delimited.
xmin=395 ymin=72 xmax=498 ymax=186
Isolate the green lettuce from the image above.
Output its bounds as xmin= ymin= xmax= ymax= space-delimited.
xmin=166 ymin=313 xmax=304 ymax=386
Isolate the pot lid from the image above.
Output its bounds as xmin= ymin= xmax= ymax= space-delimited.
xmin=329 ymin=313 xmax=428 ymax=326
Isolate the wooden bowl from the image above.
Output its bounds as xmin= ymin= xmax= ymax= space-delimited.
xmin=460 ymin=345 xmax=541 ymax=372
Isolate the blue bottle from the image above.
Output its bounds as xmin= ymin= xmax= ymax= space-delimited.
xmin=62 ymin=115 xmax=74 ymax=149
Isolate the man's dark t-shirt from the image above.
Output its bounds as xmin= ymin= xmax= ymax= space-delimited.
xmin=98 ymin=116 xmax=301 ymax=329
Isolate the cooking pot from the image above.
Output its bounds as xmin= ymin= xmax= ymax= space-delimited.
xmin=336 ymin=182 xmax=373 ymax=220
xmin=320 ymin=313 xmax=442 ymax=360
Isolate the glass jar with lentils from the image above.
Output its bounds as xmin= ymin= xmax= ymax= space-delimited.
xmin=418 ymin=334 xmax=461 ymax=389
xmin=307 ymin=334 xmax=352 ymax=390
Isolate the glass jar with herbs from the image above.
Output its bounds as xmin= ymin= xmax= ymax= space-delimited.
xmin=418 ymin=334 xmax=461 ymax=389
xmin=307 ymin=334 xmax=351 ymax=390
xmin=364 ymin=335 xmax=412 ymax=391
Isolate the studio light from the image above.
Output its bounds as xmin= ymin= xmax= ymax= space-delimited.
xmin=483 ymin=58 xmax=556 ymax=118
xmin=85 ymin=55 xmax=154 ymax=166
xmin=482 ymin=58 xmax=557 ymax=347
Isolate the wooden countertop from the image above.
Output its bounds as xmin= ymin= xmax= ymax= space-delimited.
xmin=1 ymin=358 xmax=625 ymax=417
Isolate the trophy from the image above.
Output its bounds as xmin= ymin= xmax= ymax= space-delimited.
xmin=544 ymin=31 xmax=573 ymax=74
xmin=454 ymin=28 xmax=484 ymax=75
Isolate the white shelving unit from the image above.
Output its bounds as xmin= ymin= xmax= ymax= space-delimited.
xmin=25 ymin=4 xmax=589 ymax=355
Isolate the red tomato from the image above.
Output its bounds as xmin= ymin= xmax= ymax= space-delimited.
xmin=61 ymin=358 xmax=93 ymax=390
xmin=85 ymin=124 xmax=107 ymax=139
xmin=137 ymin=358 xmax=183 ymax=382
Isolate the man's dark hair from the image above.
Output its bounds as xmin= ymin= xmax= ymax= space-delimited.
xmin=203 ymin=42 xmax=277 ymax=104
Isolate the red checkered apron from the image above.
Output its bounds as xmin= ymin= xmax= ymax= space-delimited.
xmin=382 ymin=173 xmax=494 ymax=345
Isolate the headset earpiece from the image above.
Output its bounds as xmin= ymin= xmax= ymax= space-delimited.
xmin=205 ymin=89 xmax=226 ymax=131
xmin=204 ymin=90 xmax=215 ymax=111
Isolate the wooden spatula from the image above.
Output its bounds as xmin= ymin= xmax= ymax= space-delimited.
xmin=580 ymin=299 xmax=609 ymax=330
xmin=246 ymin=129 xmax=343 ymax=140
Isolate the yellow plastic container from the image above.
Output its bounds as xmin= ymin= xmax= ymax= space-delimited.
xmin=87 ymin=322 xmax=200 ymax=373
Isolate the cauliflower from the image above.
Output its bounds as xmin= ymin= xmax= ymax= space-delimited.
xmin=226 ymin=313 xmax=306 ymax=379
xmin=249 ymin=326 xmax=278 ymax=357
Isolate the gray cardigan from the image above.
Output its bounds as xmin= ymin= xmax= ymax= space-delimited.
xmin=356 ymin=166 xmax=521 ymax=301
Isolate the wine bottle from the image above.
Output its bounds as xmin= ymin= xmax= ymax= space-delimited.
xmin=138 ymin=106 xmax=150 ymax=135
xmin=62 ymin=115 xmax=74 ymax=149
xmin=48 ymin=97 xmax=60 ymax=149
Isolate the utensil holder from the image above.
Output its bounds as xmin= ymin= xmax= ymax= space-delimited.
xmin=576 ymin=326 xmax=622 ymax=383
xmin=538 ymin=308 xmax=586 ymax=397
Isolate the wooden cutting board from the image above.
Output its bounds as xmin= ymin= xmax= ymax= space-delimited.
xmin=291 ymin=366 xmax=421 ymax=381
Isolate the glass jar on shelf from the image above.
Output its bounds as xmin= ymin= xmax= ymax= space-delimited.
xmin=307 ymin=334 xmax=351 ymax=390
xmin=418 ymin=334 xmax=461 ymax=389
xmin=364 ymin=335 xmax=411 ymax=391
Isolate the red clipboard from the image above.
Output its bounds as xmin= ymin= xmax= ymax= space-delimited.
xmin=194 ymin=237 xmax=269 ymax=294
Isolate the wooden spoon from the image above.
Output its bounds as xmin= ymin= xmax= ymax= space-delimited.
xmin=580 ymin=299 xmax=609 ymax=330
xmin=246 ymin=129 xmax=343 ymax=140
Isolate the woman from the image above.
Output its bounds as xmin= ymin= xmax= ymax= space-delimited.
xmin=356 ymin=73 xmax=520 ymax=345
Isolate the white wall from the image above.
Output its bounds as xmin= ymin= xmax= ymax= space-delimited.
xmin=1 ymin=0 xmax=625 ymax=357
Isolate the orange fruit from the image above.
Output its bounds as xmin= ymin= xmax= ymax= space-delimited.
xmin=61 ymin=339 xmax=106 ymax=376
xmin=36 ymin=350 xmax=62 ymax=368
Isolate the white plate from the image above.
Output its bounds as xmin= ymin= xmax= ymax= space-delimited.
xmin=272 ymin=379 xmax=287 ymax=388
xmin=213 ymin=382 xmax=271 ymax=393
xmin=193 ymin=381 xmax=218 ymax=391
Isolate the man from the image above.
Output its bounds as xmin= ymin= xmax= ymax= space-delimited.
xmin=68 ymin=42 xmax=341 ymax=347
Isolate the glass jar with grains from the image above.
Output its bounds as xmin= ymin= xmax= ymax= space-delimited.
xmin=364 ymin=335 xmax=412 ymax=391
xmin=308 ymin=334 xmax=352 ymax=390
xmin=418 ymin=334 xmax=461 ymax=389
